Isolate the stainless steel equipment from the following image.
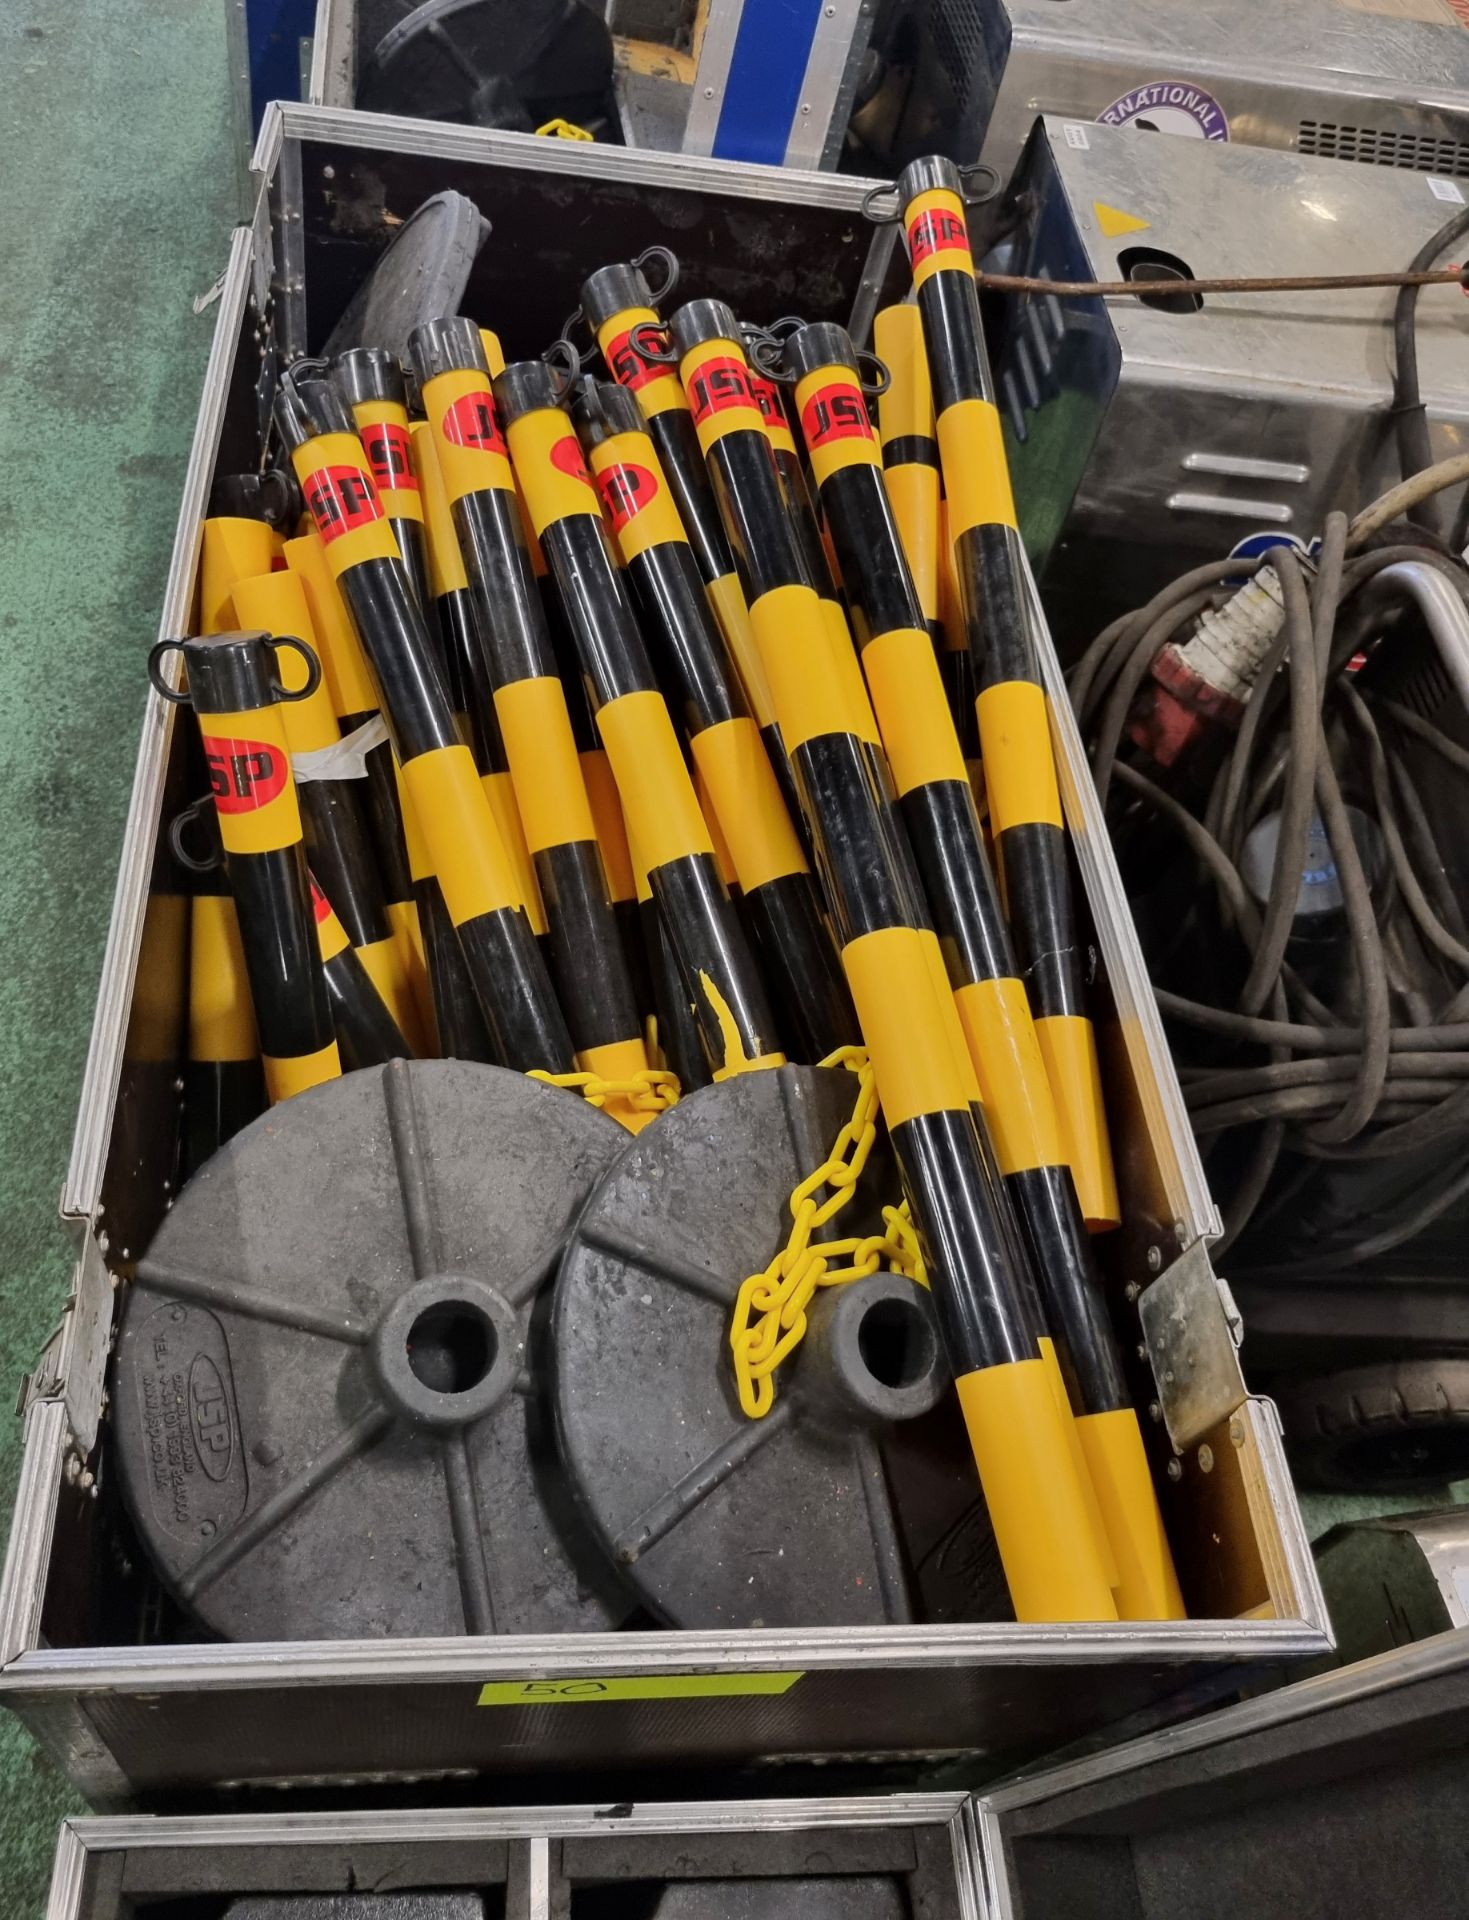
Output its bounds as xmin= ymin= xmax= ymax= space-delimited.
xmin=0 ymin=101 xmax=1324 ymax=1808
xmin=897 ymin=0 xmax=1469 ymax=185
xmin=44 ymin=1630 xmax=1469 ymax=1916
xmin=993 ymin=116 xmax=1469 ymax=650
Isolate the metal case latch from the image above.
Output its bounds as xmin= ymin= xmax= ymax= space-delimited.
xmin=1139 ymin=1239 xmax=1248 ymax=1453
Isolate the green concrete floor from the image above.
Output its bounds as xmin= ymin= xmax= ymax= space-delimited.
xmin=0 ymin=8 xmax=1466 ymax=1913
xmin=0 ymin=0 xmax=241 ymax=1908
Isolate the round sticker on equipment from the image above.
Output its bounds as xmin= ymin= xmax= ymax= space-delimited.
xmin=1099 ymin=83 xmax=1228 ymax=142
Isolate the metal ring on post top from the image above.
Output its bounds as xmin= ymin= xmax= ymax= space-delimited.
xmin=633 ymin=244 xmax=680 ymax=306
xmin=854 ymin=348 xmax=892 ymax=398
xmin=557 ymin=305 xmax=594 ymax=359
xmin=168 ymin=796 xmax=224 ymax=874
xmin=744 ymin=328 xmax=793 ymax=385
xmin=626 ymin=319 xmax=679 ymax=365
xmin=267 ymin=635 xmax=323 ymax=703
xmin=147 ymin=639 xmax=192 ymax=704
xmin=861 ymin=181 xmax=903 ymax=225
xmin=540 ymin=334 xmax=582 ymax=388
xmin=958 ymin=161 xmax=1002 ymax=204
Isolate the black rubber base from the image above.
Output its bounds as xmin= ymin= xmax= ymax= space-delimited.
xmin=553 ymin=1064 xmax=1005 ymax=1629
xmin=112 ymin=1061 xmax=630 ymax=1641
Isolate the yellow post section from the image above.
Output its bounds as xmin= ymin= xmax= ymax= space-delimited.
xmin=263 ymin=1039 xmax=342 ymax=1105
xmin=937 ymin=398 xmax=1016 ymax=540
xmin=704 ymin=570 xmax=774 ymax=726
xmin=410 ymin=420 xmax=470 ymax=597
xmin=493 ymin=675 xmax=600 ymax=855
xmin=905 ymin=185 xmax=974 ymax=289
xmin=595 ymin=690 xmax=714 ymax=874
xmin=357 ymin=932 xmax=428 ymax=1056
xmin=822 ymin=601 xmax=882 ymax=747
xmin=695 ymin=763 xmax=739 ymax=889
xmin=397 ymin=744 xmax=526 ymax=929
xmin=199 ymin=517 xmax=277 ymax=634
xmin=287 ymin=433 xmax=402 ymax=573
xmin=581 ymin=749 xmax=635 ymax=905
xmin=1034 ymin=1013 xmax=1120 ymax=1233
xmin=228 ymin=571 xmax=339 ymax=757
xmin=1037 ymin=1333 xmax=1121 ymax=1592
xmin=503 ymin=407 xmax=602 ymax=535
xmin=840 ymin=925 xmax=973 ymax=1130
xmin=189 ymin=895 xmax=258 ymax=1063
xmin=955 ymin=1361 xmax=1120 ymax=1622
xmin=311 ymin=884 xmax=352 ymax=964
xmin=748 ymin=584 xmax=854 ymax=753
xmin=483 ymin=771 xmax=547 ymax=938
xmin=951 ymin=979 xmax=1065 ymax=1176
xmin=385 ymin=895 xmax=435 ymax=1050
xmin=682 ymin=334 xmax=768 ymax=455
xmin=351 ymin=397 xmax=424 ymax=525
xmin=1077 ymin=1408 xmax=1187 ymax=1620
xmin=419 ymin=367 xmax=516 ymax=502
xmin=689 ymin=717 xmax=808 ymax=893
xmin=860 ymin=627 xmax=968 ymax=794
xmin=199 ymin=705 xmax=303 ymax=857
xmin=594 ymin=305 xmax=690 ymax=420
xmin=874 ymin=304 xmax=940 ymax=623
xmin=282 ymin=531 xmax=380 ymax=720
xmin=974 ymin=681 xmax=1064 ymax=834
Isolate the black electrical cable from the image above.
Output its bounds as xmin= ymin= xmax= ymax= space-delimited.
xmin=1391 ymin=202 xmax=1469 ymax=535
xmin=1073 ymin=486 xmax=1469 ymax=1255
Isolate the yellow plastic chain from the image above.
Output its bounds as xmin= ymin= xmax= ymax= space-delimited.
xmin=728 ymin=1046 xmax=927 ymax=1419
xmin=529 ymin=1066 xmax=680 ymax=1117
xmin=536 ymin=117 xmax=594 ymax=141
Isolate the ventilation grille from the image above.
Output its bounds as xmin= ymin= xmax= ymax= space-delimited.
xmin=1299 ymin=118 xmax=1469 ymax=178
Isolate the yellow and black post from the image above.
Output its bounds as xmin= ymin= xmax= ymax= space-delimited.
xmin=494 ymin=354 xmax=786 ymax=1085
xmin=281 ymin=523 xmax=432 ymax=1039
xmin=171 ymin=801 xmax=266 ymax=1173
xmin=229 ymin=566 xmax=426 ymax=1056
xmin=898 ymin=155 xmax=1120 ymax=1234
xmin=406 ymin=322 xmax=653 ymax=1124
xmin=873 ymin=304 xmax=942 ymax=648
xmin=570 ymin=375 xmax=854 ymax=1063
xmin=149 ymin=630 xmax=341 ymax=1105
xmin=333 ymin=348 xmax=431 ymax=612
xmin=577 ymin=261 xmax=791 ymax=785
xmin=409 ymin=416 xmax=548 ymax=952
xmin=395 ymin=756 xmax=494 ymax=1065
xmin=275 ymin=364 xmax=575 ymax=1077
xmin=665 ymin=297 xmax=1116 ymax=1623
xmin=746 ymin=351 xmax=882 ymax=755
xmin=786 ymin=321 xmax=1181 ymax=1619
xmin=308 ymin=874 xmax=412 ymax=1069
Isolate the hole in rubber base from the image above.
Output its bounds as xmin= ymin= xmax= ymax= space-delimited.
xmin=858 ymin=1295 xmax=936 ymax=1391
xmin=407 ymin=1302 xmax=496 ymax=1395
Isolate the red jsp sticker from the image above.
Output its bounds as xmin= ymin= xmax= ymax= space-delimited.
xmin=441 ymin=389 xmax=507 ymax=457
xmin=800 ymin=382 xmax=875 ymax=449
xmin=907 ymin=204 xmax=969 ymax=268
xmin=359 ymin=421 xmax=418 ymax=494
xmin=605 ymin=326 xmax=672 ymax=392
xmin=309 ymin=878 xmax=332 ymax=924
xmin=201 ymin=735 xmax=289 ymax=814
xmin=303 ymin=464 xmax=383 ymax=544
xmin=687 ymin=356 xmax=758 ymax=426
xmin=595 ymin=461 xmax=658 ymax=534
xmin=549 ymin=435 xmax=595 ymax=487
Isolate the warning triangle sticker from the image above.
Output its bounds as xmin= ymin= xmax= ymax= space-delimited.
xmin=1094 ymin=201 xmax=1151 ymax=238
